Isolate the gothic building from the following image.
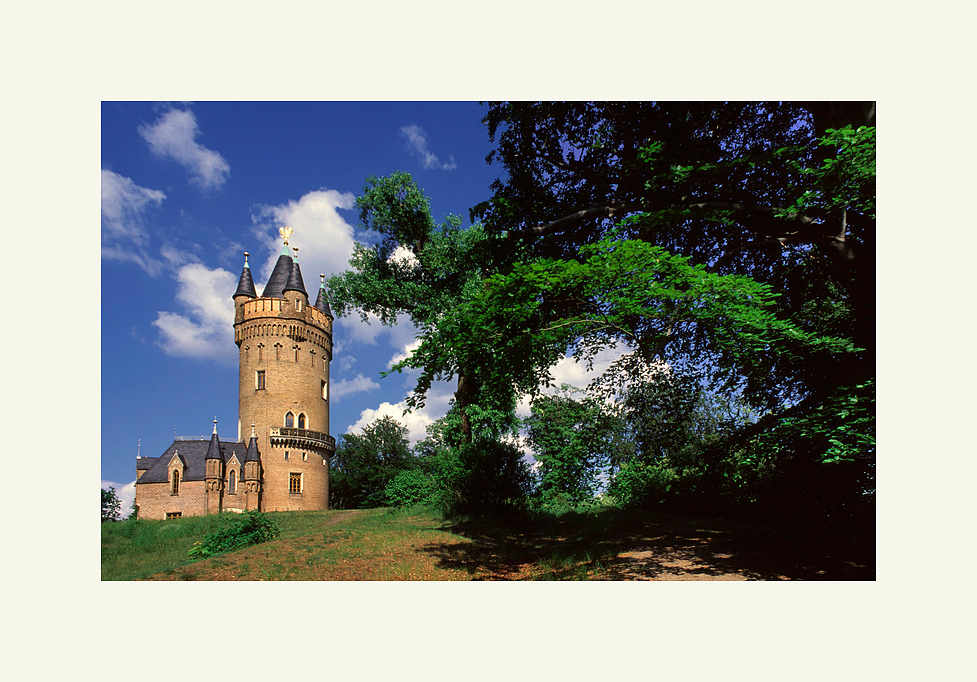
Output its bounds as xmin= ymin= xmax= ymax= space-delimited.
xmin=133 ymin=230 xmax=335 ymax=519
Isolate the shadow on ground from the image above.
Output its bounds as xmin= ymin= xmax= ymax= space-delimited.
xmin=421 ymin=510 xmax=875 ymax=581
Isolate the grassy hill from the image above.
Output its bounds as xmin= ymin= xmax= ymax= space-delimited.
xmin=102 ymin=505 xmax=874 ymax=581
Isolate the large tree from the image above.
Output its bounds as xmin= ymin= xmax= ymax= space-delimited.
xmin=327 ymin=172 xmax=504 ymax=442
xmin=474 ymin=101 xmax=875 ymax=404
xmin=328 ymin=416 xmax=414 ymax=509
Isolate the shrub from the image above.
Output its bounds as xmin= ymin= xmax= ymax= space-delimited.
xmin=607 ymin=461 xmax=675 ymax=509
xmin=384 ymin=469 xmax=436 ymax=508
xmin=188 ymin=510 xmax=280 ymax=559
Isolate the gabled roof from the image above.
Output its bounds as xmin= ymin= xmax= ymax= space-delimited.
xmin=136 ymin=438 xmax=251 ymax=484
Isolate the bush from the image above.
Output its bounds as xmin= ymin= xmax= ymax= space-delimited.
xmin=188 ymin=510 xmax=280 ymax=559
xmin=607 ymin=461 xmax=675 ymax=509
xmin=384 ymin=469 xmax=437 ymax=508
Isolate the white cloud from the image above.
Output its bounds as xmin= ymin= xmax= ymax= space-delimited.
xmin=101 ymin=169 xmax=166 ymax=274
xmin=153 ymin=262 xmax=237 ymax=362
xmin=139 ymin=108 xmax=230 ymax=191
xmin=346 ymin=381 xmax=455 ymax=444
xmin=400 ymin=124 xmax=457 ymax=170
xmin=102 ymin=480 xmax=136 ymax=518
xmin=331 ymin=373 xmax=381 ymax=399
xmin=251 ymin=188 xmax=358 ymax=294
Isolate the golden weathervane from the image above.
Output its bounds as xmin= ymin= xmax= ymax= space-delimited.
xmin=279 ymin=226 xmax=294 ymax=244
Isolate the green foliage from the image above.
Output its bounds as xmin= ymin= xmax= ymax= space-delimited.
xmin=330 ymin=416 xmax=415 ymax=509
xmin=384 ymin=469 xmax=437 ymax=508
xmin=187 ymin=510 xmax=281 ymax=559
xmin=412 ymin=415 xmax=534 ymax=517
xmin=101 ymin=487 xmax=121 ymax=523
xmin=607 ymin=461 xmax=675 ymax=509
xmin=525 ymin=386 xmax=623 ymax=504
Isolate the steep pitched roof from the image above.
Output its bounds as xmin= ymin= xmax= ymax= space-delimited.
xmin=261 ymin=244 xmax=293 ymax=299
xmin=314 ymin=274 xmax=333 ymax=318
xmin=234 ymin=253 xmax=257 ymax=299
xmin=136 ymin=438 xmax=248 ymax=483
xmin=283 ymin=250 xmax=307 ymax=297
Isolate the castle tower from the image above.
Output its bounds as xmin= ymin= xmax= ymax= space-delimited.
xmin=233 ymin=227 xmax=334 ymax=511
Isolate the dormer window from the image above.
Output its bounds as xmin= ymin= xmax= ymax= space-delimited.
xmin=171 ymin=470 xmax=180 ymax=495
xmin=228 ymin=470 xmax=237 ymax=495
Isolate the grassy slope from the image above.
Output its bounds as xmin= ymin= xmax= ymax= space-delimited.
xmin=102 ymin=506 xmax=874 ymax=581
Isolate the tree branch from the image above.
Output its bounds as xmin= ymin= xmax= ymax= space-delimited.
xmin=506 ymin=200 xmax=829 ymax=242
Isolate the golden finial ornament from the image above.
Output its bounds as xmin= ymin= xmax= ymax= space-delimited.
xmin=279 ymin=226 xmax=294 ymax=245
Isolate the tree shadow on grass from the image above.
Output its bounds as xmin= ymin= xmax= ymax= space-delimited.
xmin=420 ymin=510 xmax=875 ymax=581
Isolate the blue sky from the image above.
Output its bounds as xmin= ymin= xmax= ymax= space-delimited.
xmin=101 ymin=102 xmax=635 ymax=512
xmin=101 ymin=101 xmax=511 ymax=507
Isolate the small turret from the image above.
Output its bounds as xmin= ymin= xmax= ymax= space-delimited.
xmin=204 ymin=418 xmax=224 ymax=513
xmin=283 ymin=247 xmax=308 ymax=298
xmin=234 ymin=252 xmax=257 ymax=300
xmin=314 ymin=274 xmax=333 ymax=318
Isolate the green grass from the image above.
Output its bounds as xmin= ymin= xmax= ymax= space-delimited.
xmin=101 ymin=509 xmax=375 ymax=580
xmin=101 ymin=504 xmax=875 ymax=581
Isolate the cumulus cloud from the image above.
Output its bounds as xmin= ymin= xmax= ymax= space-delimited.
xmin=331 ymin=373 xmax=381 ymax=399
xmin=346 ymin=381 xmax=455 ymax=444
xmin=153 ymin=262 xmax=237 ymax=362
xmin=251 ymin=188 xmax=359 ymax=292
xmin=101 ymin=169 xmax=166 ymax=274
xmin=400 ymin=124 xmax=457 ymax=170
xmin=139 ymin=108 xmax=230 ymax=190
xmin=102 ymin=480 xmax=136 ymax=518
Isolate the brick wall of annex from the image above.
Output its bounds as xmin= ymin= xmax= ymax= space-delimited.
xmin=135 ymin=480 xmax=209 ymax=520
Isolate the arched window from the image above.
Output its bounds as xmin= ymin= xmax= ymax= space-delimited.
xmin=298 ymin=413 xmax=306 ymax=429
xmin=285 ymin=412 xmax=294 ymax=428
xmin=229 ymin=470 xmax=237 ymax=495
xmin=171 ymin=469 xmax=180 ymax=495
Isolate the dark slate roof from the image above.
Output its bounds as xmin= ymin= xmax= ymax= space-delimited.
xmin=205 ymin=428 xmax=222 ymax=460
xmin=136 ymin=457 xmax=158 ymax=470
xmin=245 ymin=435 xmax=260 ymax=462
xmin=234 ymin=257 xmax=257 ymax=299
xmin=135 ymin=438 xmax=250 ymax=483
xmin=261 ymin=245 xmax=294 ymax=298
xmin=283 ymin=257 xmax=307 ymax=297
xmin=314 ymin=279 xmax=333 ymax=318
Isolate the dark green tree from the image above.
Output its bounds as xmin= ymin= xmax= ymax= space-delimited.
xmin=101 ymin=486 xmax=121 ymax=523
xmin=327 ymin=172 xmax=506 ymax=442
xmin=329 ymin=416 xmax=415 ymax=509
xmin=474 ymin=101 xmax=875 ymax=408
xmin=524 ymin=386 xmax=623 ymax=505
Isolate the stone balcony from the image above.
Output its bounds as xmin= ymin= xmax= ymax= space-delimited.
xmin=268 ymin=427 xmax=336 ymax=456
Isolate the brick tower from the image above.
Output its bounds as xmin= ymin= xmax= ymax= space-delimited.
xmin=232 ymin=227 xmax=335 ymax=511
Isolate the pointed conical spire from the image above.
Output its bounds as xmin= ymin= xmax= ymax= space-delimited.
xmin=234 ymin=252 xmax=257 ymax=299
xmin=283 ymin=247 xmax=308 ymax=297
xmin=261 ymin=243 xmax=294 ymax=299
xmin=205 ymin=418 xmax=222 ymax=460
xmin=314 ymin=273 xmax=333 ymax=318
xmin=245 ymin=422 xmax=261 ymax=463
